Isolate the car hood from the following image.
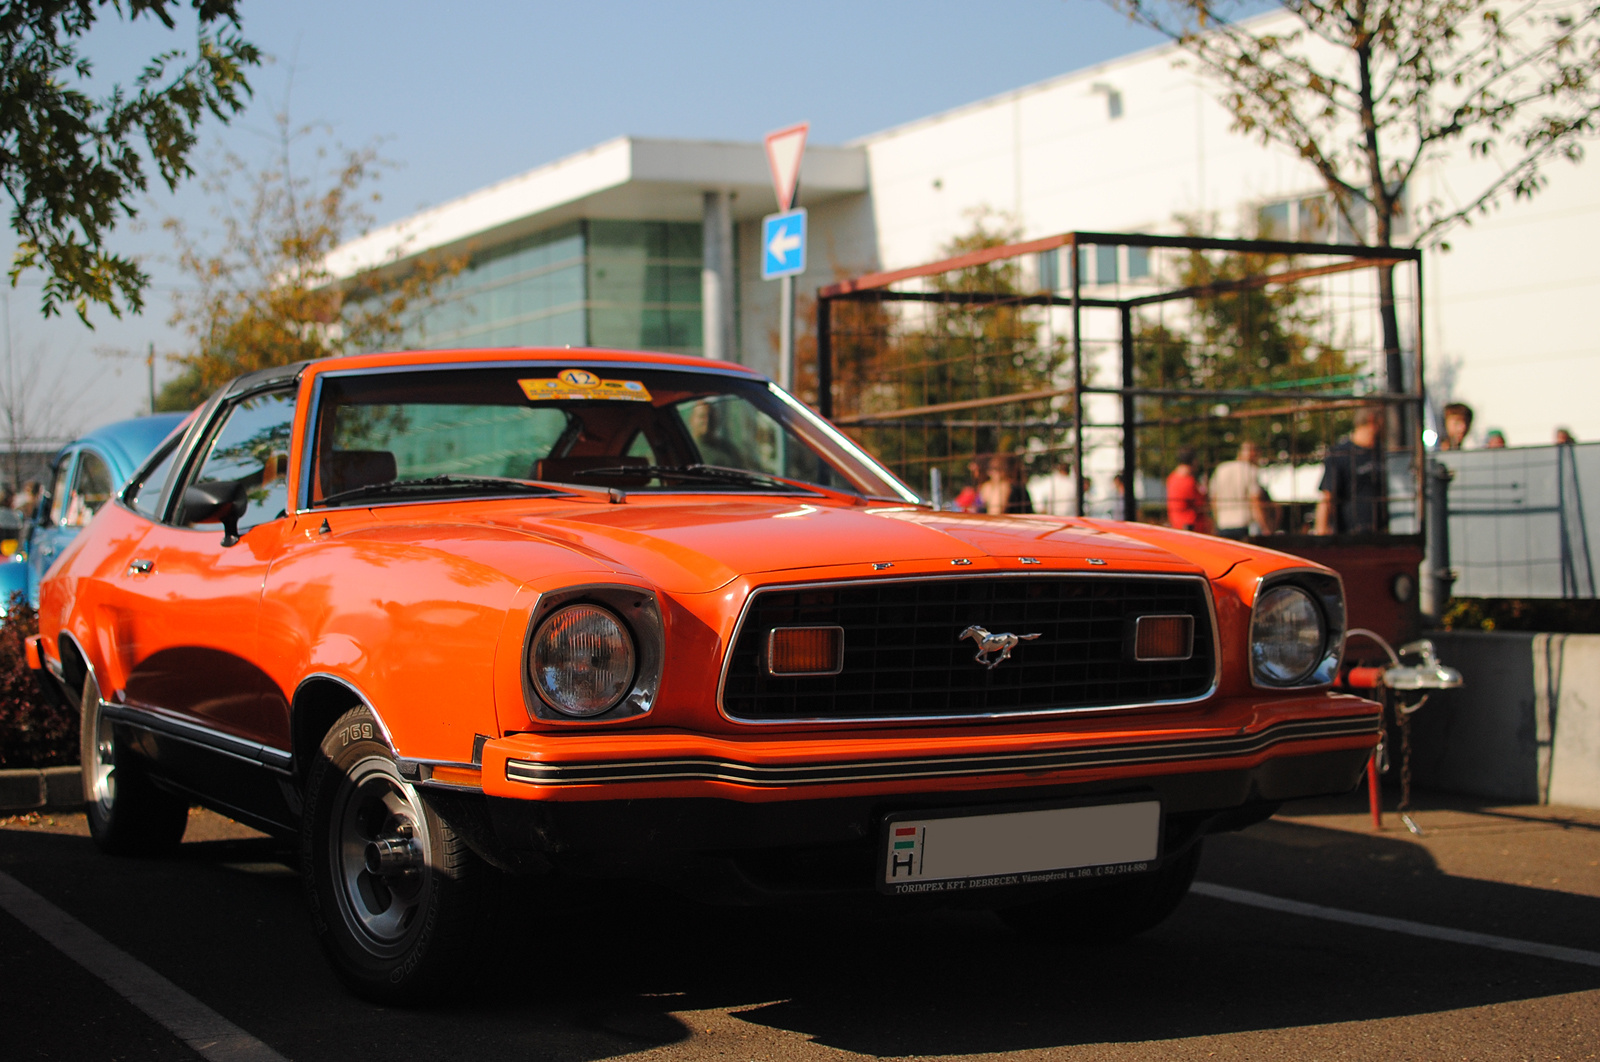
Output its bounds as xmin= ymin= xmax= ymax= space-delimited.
xmin=478 ymin=498 xmax=1225 ymax=593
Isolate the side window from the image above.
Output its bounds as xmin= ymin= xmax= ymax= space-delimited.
xmin=181 ymin=390 xmax=298 ymax=534
xmin=63 ymin=452 xmax=113 ymax=527
xmin=47 ymin=454 xmax=75 ymax=525
xmin=127 ymin=439 xmax=183 ymax=521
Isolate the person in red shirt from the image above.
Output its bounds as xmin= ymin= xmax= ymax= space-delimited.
xmin=1166 ymin=448 xmax=1211 ymax=532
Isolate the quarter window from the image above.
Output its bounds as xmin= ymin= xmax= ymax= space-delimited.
xmin=47 ymin=455 xmax=75 ymax=526
xmin=127 ymin=440 xmax=182 ymax=520
xmin=64 ymin=452 xmax=113 ymax=527
xmin=181 ymin=390 xmax=298 ymax=534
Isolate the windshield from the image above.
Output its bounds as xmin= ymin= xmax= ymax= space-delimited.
xmin=307 ymin=364 xmax=916 ymax=507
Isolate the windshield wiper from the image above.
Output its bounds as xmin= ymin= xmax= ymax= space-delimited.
xmin=319 ymin=475 xmax=560 ymax=507
xmin=578 ymin=464 xmax=807 ymax=490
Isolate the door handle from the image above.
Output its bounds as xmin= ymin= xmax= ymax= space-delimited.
xmin=127 ymin=558 xmax=154 ymax=575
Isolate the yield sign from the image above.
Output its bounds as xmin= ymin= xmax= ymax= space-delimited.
xmin=764 ymin=122 xmax=808 ymax=211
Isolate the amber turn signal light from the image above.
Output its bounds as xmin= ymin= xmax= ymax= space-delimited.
xmin=767 ymin=626 xmax=844 ymax=676
xmin=1134 ymin=615 xmax=1194 ymax=661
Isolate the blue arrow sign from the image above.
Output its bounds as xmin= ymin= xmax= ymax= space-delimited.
xmin=762 ymin=208 xmax=807 ymax=280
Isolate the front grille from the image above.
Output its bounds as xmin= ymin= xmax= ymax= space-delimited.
xmin=721 ymin=575 xmax=1216 ymax=721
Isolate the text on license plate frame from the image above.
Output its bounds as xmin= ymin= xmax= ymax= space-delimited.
xmin=879 ymin=798 xmax=1162 ymax=895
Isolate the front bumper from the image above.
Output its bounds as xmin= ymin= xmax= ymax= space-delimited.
xmin=478 ymin=695 xmax=1379 ymax=804
xmin=452 ymin=695 xmax=1380 ymax=899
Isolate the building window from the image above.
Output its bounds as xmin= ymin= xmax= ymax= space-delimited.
xmin=398 ymin=219 xmax=705 ymax=356
xmin=1096 ymin=244 xmax=1119 ymax=286
xmin=1037 ymin=249 xmax=1059 ymax=292
xmin=1257 ymin=188 xmax=1407 ymax=244
xmin=1128 ymin=245 xmax=1150 ymax=280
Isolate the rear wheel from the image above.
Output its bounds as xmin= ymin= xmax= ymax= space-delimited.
xmin=301 ymin=706 xmax=490 ymax=1004
xmin=80 ymin=675 xmax=190 ymax=856
xmin=998 ymin=841 xmax=1203 ymax=945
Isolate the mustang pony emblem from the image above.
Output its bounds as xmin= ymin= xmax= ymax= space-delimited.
xmin=958 ymin=625 xmax=1042 ymax=669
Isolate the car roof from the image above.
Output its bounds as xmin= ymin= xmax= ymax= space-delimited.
xmin=298 ymin=347 xmax=767 ymax=380
xmin=71 ymin=413 xmax=189 ymax=479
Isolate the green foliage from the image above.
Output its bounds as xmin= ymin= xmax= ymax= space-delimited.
xmin=1 ymin=1 xmax=261 ymax=322
xmin=1126 ymin=243 xmax=1363 ymax=473
xmin=841 ymin=217 xmax=1070 ymax=488
xmin=1133 ymin=242 xmax=1361 ymax=475
xmin=1439 ymin=596 xmax=1600 ymax=633
xmin=156 ymin=113 xmax=463 ymax=411
xmin=0 ymin=597 xmax=76 ymax=769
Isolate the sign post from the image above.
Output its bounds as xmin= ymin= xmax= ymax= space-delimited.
xmin=763 ymin=123 xmax=808 ymax=392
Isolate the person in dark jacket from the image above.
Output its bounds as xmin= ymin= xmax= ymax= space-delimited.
xmin=1315 ymin=405 xmax=1388 ymax=535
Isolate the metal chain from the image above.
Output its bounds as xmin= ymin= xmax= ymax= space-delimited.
xmin=1398 ymin=710 xmax=1414 ymax=813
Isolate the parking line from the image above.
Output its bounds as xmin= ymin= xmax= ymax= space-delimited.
xmin=0 ymin=870 xmax=288 ymax=1062
xmin=1193 ymin=881 xmax=1600 ymax=969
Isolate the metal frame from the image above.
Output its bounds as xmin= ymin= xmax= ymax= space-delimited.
xmin=816 ymin=230 xmax=1425 ymax=532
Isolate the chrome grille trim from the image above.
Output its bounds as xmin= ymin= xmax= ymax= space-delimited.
xmin=716 ymin=572 xmax=1221 ymax=725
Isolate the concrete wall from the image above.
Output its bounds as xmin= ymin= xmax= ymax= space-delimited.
xmin=1410 ymin=631 xmax=1600 ymax=809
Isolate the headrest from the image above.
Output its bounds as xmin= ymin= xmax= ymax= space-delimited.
xmin=323 ymin=450 xmax=397 ymax=498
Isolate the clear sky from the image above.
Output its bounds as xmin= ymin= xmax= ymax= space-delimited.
xmin=4 ymin=0 xmax=1171 ymax=433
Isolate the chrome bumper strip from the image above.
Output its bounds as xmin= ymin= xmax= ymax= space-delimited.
xmin=505 ymin=713 xmax=1379 ymax=788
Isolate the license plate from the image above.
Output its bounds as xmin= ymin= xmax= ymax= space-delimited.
xmin=879 ymin=800 xmax=1161 ymax=895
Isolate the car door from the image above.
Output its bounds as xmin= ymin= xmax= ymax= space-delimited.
xmin=114 ymin=387 xmax=300 ymax=825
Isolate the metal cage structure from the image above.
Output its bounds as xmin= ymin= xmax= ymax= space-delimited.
xmin=814 ymin=231 xmax=1428 ymax=644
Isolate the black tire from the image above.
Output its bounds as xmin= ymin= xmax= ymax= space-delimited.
xmin=998 ymin=841 xmax=1203 ymax=945
xmin=300 ymin=706 xmax=489 ymax=1004
xmin=80 ymin=674 xmax=190 ymax=856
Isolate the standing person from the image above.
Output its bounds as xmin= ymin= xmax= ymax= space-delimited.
xmin=10 ymin=481 xmax=38 ymax=518
xmin=952 ymin=457 xmax=983 ymax=512
xmin=979 ymin=453 xmax=1032 ymax=515
xmin=1556 ymin=427 xmax=1576 ymax=445
xmin=1440 ymin=402 xmax=1473 ymax=450
xmin=1211 ymin=441 xmax=1276 ymax=539
xmin=1027 ymin=456 xmax=1075 ymax=516
xmin=1485 ymin=429 xmax=1507 ymax=449
xmin=1315 ymin=406 xmax=1388 ymax=535
xmin=1165 ymin=448 xmax=1210 ymax=532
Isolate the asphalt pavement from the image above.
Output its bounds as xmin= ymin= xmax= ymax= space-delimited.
xmin=2 ymin=789 xmax=1597 ymax=1062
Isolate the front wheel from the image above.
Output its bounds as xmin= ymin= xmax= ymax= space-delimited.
xmin=301 ymin=706 xmax=490 ymax=1004
xmin=998 ymin=841 xmax=1203 ymax=945
xmin=80 ymin=674 xmax=189 ymax=856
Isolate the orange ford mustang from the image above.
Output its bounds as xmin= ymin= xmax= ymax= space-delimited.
xmin=31 ymin=348 xmax=1377 ymax=1002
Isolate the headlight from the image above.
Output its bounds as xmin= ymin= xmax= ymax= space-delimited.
xmin=530 ymin=604 xmax=636 ymax=717
xmin=1250 ymin=584 xmax=1326 ymax=685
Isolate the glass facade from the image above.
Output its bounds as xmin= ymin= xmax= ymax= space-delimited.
xmin=403 ymin=220 xmax=705 ymax=357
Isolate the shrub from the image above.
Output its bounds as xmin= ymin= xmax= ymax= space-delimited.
xmin=0 ymin=596 xmax=77 ymax=768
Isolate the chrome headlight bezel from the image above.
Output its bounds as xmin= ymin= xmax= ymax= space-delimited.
xmin=522 ymin=584 xmax=664 ymax=723
xmin=1249 ymin=570 xmax=1344 ymax=689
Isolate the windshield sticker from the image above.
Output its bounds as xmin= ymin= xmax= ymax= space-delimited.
xmin=520 ymin=369 xmax=653 ymax=403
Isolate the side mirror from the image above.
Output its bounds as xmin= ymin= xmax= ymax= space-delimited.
xmin=182 ymin=482 xmax=248 ymax=546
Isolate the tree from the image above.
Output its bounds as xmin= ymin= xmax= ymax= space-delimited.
xmin=1109 ymin=0 xmax=1600 ymax=405
xmin=0 ymin=327 xmax=83 ymax=493
xmin=822 ymin=216 xmax=1071 ymax=492
xmin=1 ymin=1 xmax=260 ymax=322
xmin=1133 ymin=242 xmax=1359 ymax=478
xmin=158 ymin=113 xmax=461 ymax=410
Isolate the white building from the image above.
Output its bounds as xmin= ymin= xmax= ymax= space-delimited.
xmin=330 ymin=10 xmax=1600 ymax=454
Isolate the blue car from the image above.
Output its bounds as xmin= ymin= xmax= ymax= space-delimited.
xmin=3 ymin=413 xmax=187 ymax=610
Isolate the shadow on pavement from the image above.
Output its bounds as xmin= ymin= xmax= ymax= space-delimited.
xmin=4 ymin=808 xmax=1599 ymax=1060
